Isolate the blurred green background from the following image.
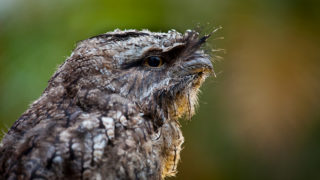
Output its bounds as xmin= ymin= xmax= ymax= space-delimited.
xmin=1 ymin=0 xmax=320 ymax=179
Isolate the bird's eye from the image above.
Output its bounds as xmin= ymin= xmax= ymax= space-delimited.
xmin=144 ymin=56 xmax=164 ymax=67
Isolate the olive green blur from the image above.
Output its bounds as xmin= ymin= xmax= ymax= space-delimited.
xmin=0 ymin=0 xmax=319 ymax=179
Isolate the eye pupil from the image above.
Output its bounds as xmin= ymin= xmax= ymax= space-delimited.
xmin=146 ymin=56 xmax=163 ymax=67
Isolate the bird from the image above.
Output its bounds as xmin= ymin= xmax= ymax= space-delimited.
xmin=0 ymin=29 xmax=213 ymax=180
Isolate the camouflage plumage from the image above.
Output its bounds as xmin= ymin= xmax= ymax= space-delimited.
xmin=0 ymin=29 xmax=213 ymax=180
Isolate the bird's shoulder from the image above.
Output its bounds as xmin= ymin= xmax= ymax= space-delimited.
xmin=0 ymin=94 xmax=160 ymax=179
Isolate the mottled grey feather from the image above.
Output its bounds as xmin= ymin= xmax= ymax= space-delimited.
xmin=0 ymin=29 xmax=213 ymax=180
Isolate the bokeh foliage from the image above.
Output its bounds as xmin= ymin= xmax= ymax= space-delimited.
xmin=1 ymin=0 xmax=320 ymax=179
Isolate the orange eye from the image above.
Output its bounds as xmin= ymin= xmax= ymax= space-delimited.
xmin=144 ymin=56 xmax=163 ymax=67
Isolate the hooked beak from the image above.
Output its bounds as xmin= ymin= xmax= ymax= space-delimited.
xmin=177 ymin=56 xmax=213 ymax=78
xmin=183 ymin=57 xmax=213 ymax=75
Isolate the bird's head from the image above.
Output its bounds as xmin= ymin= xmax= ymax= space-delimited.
xmin=50 ymin=29 xmax=213 ymax=126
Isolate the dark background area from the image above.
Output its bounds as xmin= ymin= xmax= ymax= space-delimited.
xmin=1 ymin=0 xmax=320 ymax=179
